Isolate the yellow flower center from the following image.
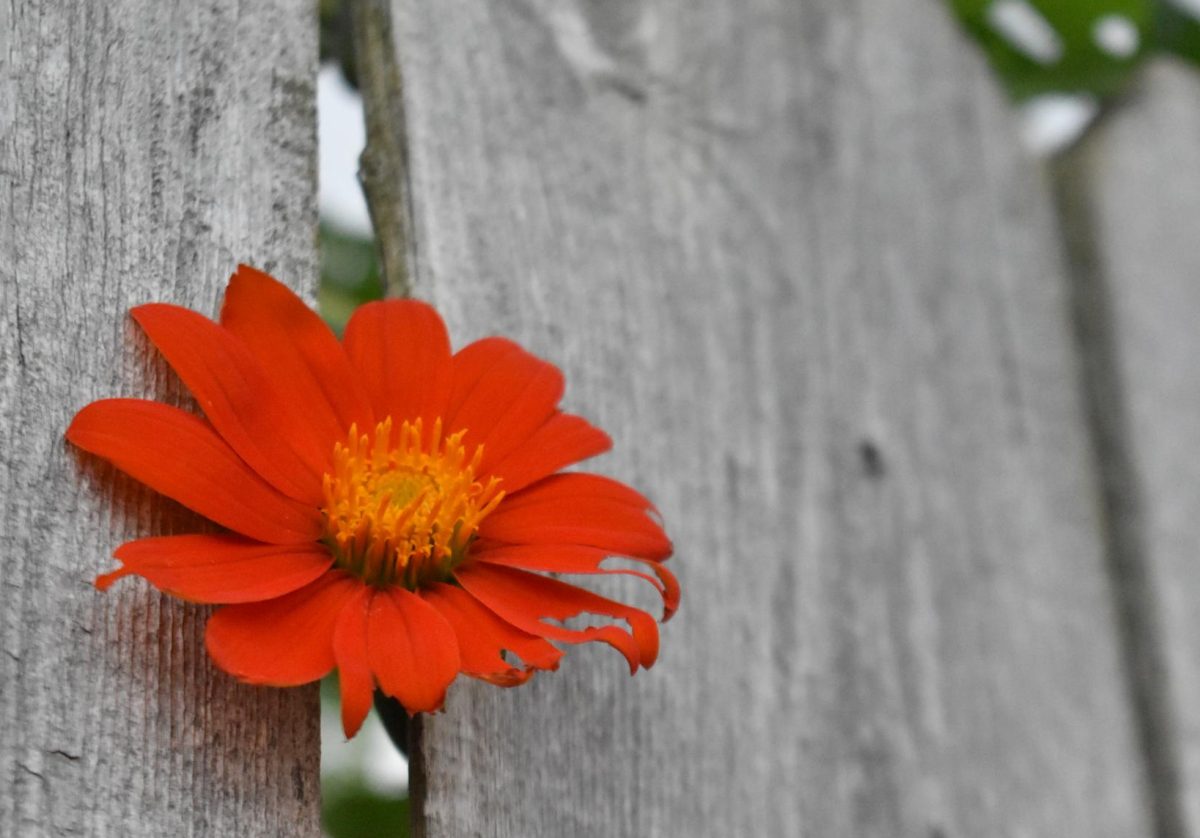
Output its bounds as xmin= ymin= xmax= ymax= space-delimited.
xmin=321 ymin=417 xmax=504 ymax=589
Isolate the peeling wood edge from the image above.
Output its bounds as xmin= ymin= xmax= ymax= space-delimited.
xmin=349 ymin=0 xmax=415 ymax=298
xmin=1050 ymin=137 xmax=1188 ymax=838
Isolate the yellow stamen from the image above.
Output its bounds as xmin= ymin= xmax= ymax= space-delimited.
xmin=321 ymin=417 xmax=504 ymax=589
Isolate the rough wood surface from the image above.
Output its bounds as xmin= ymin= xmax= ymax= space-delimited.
xmin=0 ymin=2 xmax=322 ymax=835
xmin=372 ymin=0 xmax=1156 ymax=835
xmin=1057 ymin=60 xmax=1200 ymax=838
xmin=351 ymin=0 xmax=415 ymax=297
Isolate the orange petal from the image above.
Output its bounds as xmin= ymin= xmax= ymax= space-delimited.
xmin=455 ymin=562 xmax=659 ymax=672
xmin=422 ymin=582 xmax=562 ymax=687
xmin=475 ymin=543 xmax=679 ymax=621
xmin=485 ymin=412 xmax=611 ymax=493
xmin=205 ymin=571 xmax=359 ymax=685
xmin=66 ymin=399 xmax=322 ymax=544
xmin=446 ymin=337 xmax=565 ymax=472
xmin=333 ymin=587 xmax=375 ymax=738
xmin=343 ymin=300 xmax=452 ymax=428
xmin=132 ymin=303 xmax=327 ymax=504
xmin=445 ymin=337 xmax=517 ymax=413
xmin=96 ymin=534 xmax=333 ymax=604
xmin=480 ymin=473 xmax=672 ymax=560
xmin=220 ymin=265 xmax=374 ymax=438
xmin=367 ymin=588 xmax=460 ymax=714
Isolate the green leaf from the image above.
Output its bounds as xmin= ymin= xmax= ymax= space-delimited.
xmin=1156 ymin=1 xmax=1200 ymax=66
xmin=949 ymin=0 xmax=1152 ymax=99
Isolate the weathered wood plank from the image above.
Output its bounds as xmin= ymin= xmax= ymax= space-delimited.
xmin=0 ymin=3 xmax=322 ymax=835
xmin=370 ymin=0 xmax=1155 ymax=835
xmin=1057 ymin=59 xmax=1200 ymax=837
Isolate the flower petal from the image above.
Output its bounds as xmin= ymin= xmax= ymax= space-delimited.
xmin=343 ymin=299 xmax=452 ymax=428
xmin=96 ymin=534 xmax=333 ymax=604
xmin=220 ymin=265 xmax=373 ymax=438
xmin=446 ymin=338 xmax=565 ymax=473
xmin=422 ymin=582 xmax=562 ymax=687
xmin=132 ymin=302 xmax=328 ymax=504
xmin=367 ymin=588 xmax=460 ymax=714
xmin=445 ymin=337 xmax=514 ymax=413
xmin=206 ymin=571 xmax=359 ymax=686
xmin=333 ymin=587 xmax=375 ymax=738
xmin=455 ymin=563 xmax=659 ymax=672
xmin=480 ymin=474 xmax=672 ymax=560
xmin=485 ymin=412 xmax=611 ymax=493
xmin=475 ymin=543 xmax=679 ymax=621
xmin=66 ymin=399 xmax=322 ymax=544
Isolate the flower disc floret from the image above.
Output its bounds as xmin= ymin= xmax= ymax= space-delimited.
xmin=321 ymin=416 xmax=504 ymax=589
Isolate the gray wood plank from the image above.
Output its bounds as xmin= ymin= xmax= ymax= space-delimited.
xmin=371 ymin=0 xmax=1156 ymax=835
xmin=0 ymin=2 xmax=322 ymax=835
xmin=1059 ymin=60 xmax=1200 ymax=837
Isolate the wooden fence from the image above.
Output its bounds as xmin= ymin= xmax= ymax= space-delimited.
xmin=4 ymin=0 xmax=1200 ymax=835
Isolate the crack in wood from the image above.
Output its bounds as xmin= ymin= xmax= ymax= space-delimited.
xmin=1051 ymin=144 xmax=1188 ymax=838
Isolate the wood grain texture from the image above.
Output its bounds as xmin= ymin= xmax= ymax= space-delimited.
xmin=351 ymin=0 xmax=416 ymax=297
xmin=0 ymin=2 xmax=322 ymax=835
xmin=375 ymin=0 xmax=1155 ymax=835
xmin=1059 ymin=60 xmax=1200 ymax=838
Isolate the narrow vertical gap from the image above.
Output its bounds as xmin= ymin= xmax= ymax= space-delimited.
xmin=1050 ymin=142 xmax=1188 ymax=838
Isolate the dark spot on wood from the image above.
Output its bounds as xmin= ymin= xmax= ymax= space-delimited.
xmin=929 ymin=827 xmax=947 ymax=838
xmin=724 ymin=453 xmax=742 ymax=503
xmin=292 ymin=763 xmax=307 ymax=801
xmin=188 ymin=84 xmax=217 ymax=154
xmin=859 ymin=440 xmax=885 ymax=478
xmin=605 ymin=76 xmax=647 ymax=103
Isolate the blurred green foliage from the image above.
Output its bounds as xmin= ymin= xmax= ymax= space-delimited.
xmin=949 ymin=0 xmax=1200 ymax=100
xmin=323 ymin=784 xmax=411 ymax=838
xmin=320 ymin=0 xmax=358 ymax=88
xmin=319 ymin=223 xmax=384 ymax=334
xmin=320 ymin=677 xmax=411 ymax=837
xmin=1156 ymin=2 xmax=1200 ymax=67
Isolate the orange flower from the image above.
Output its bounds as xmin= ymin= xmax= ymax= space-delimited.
xmin=67 ymin=265 xmax=678 ymax=737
